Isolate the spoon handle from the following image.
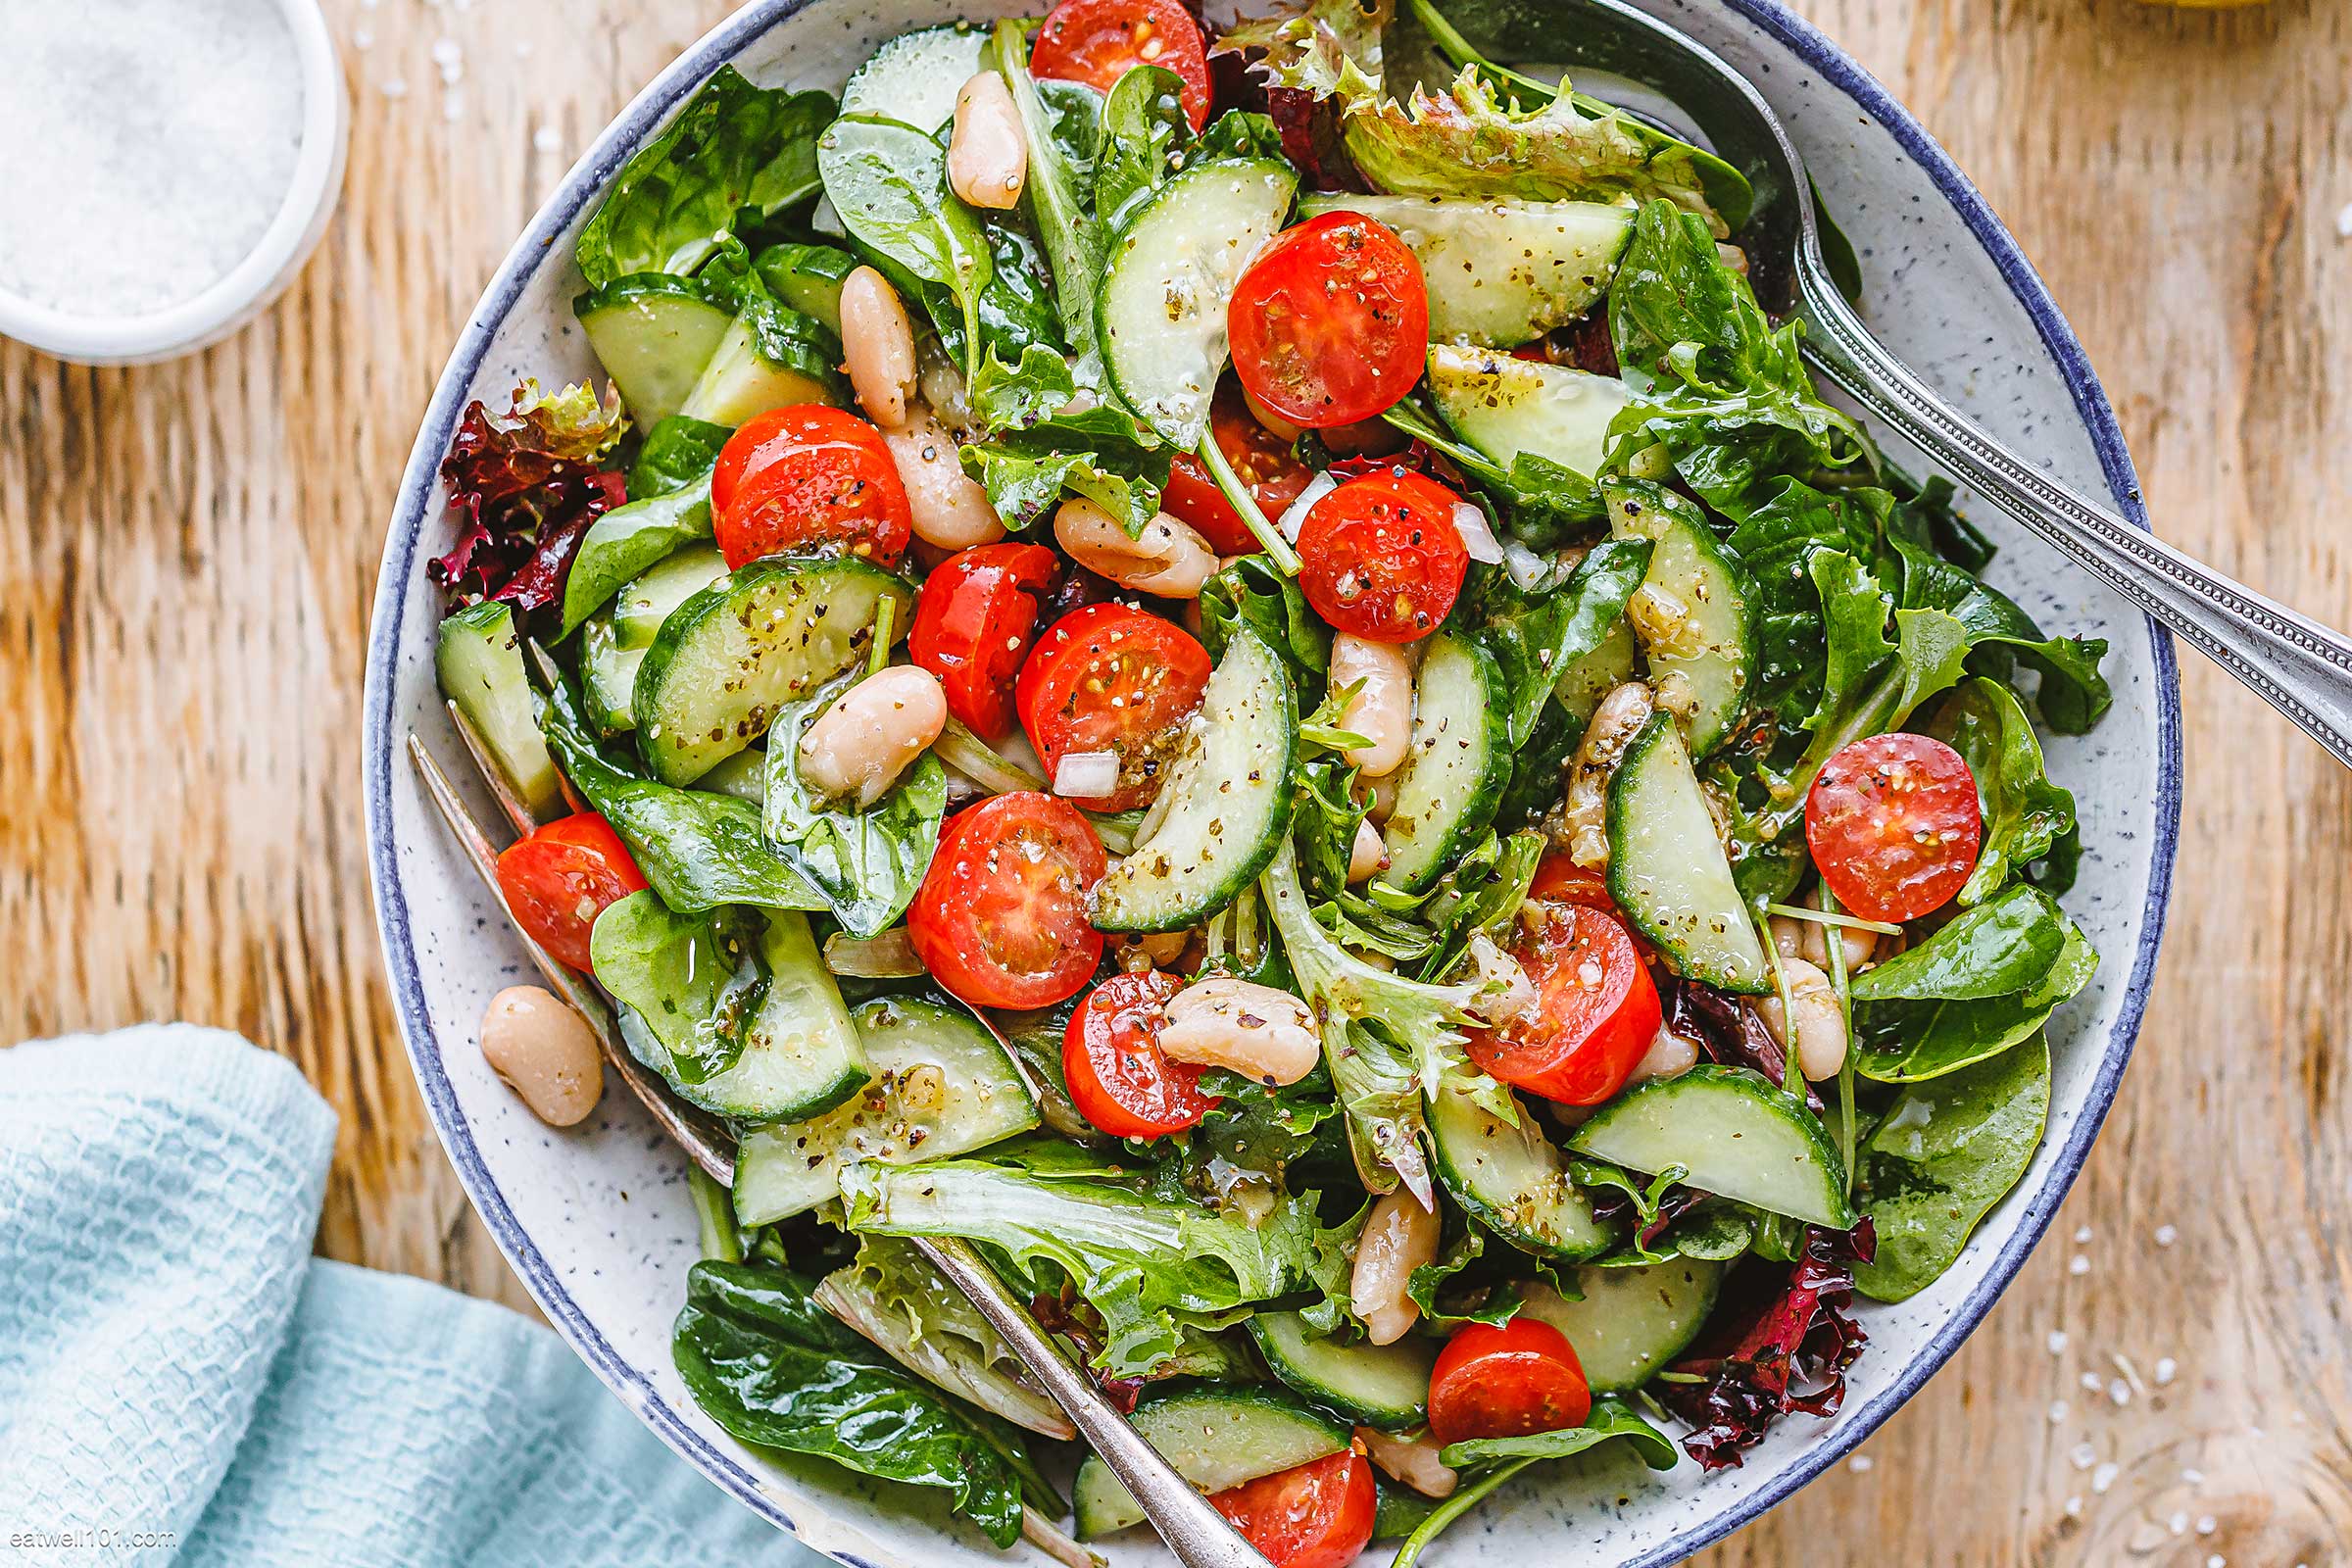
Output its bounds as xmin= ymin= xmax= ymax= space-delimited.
xmin=1793 ymin=254 xmax=2352 ymax=769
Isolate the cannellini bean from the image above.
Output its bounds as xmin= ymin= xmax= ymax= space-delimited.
xmin=839 ymin=266 xmax=917 ymax=429
xmin=1773 ymin=887 xmax=1879 ymax=971
xmin=480 ymin=985 xmax=604 ymax=1127
xmin=1628 ymin=1018 xmax=1701 ymax=1086
xmin=1757 ymin=956 xmax=1849 ymax=1081
xmin=948 ymin=72 xmax=1028 ymax=211
xmin=1158 ymin=977 xmax=1320 ymax=1086
xmin=1053 ymin=497 xmax=1217 ymax=598
xmin=1351 ymin=1189 xmax=1440 ymax=1346
xmin=884 ymin=405 xmax=1005 ymax=549
xmin=1115 ymin=929 xmax=1192 ymax=972
xmin=1357 ymin=1427 xmax=1457 ymax=1499
xmin=1356 ymin=769 xmax=1400 ymax=824
xmin=1561 ymin=681 xmax=1654 ymax=868
xmin=1330 ymin=633 xmax=1413 ymax=777
xmin=799 ymin=665 xmax=949 ymax=808
xmin=1347 ymin=818 xmax=1389 ymax=884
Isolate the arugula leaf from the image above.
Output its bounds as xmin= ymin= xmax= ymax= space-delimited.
xmin=1463 ymin=541 xmax=1652 ymax=749
xmin=1097 ymin=66 xmax=1192 ymax=231
xmin=588 ymin=891 xmax=762 ymax=1083
xmin=1932 ymin=676 xmax=2078 ymax=903
xmin=1849 ymin=884 xmax=2097 ymax=1082
xmin=816 ymin=115 xmax=995 ymax=382
xmin=1440 ymin=1396 xmax=1680 ymax=1471
xmin=576 ymin=70 xmax=835 ymax=287
xmin=761 ymin=678 xmax=949 ymax=938
xmin=958 ymin=404 xmax=1174 ymax=535
xmin=672 ymin=1260 xmax=1034 ymax=1547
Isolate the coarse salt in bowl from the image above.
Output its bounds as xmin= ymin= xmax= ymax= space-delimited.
xmin=0 ymin=0 xmax=348 ymax=365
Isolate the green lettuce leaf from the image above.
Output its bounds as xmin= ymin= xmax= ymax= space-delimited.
xmin=958 ymin=404 xmax=1173 ymax=535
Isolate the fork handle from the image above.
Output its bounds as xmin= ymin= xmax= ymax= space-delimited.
xmin=1793 ymin=255 xmax=2352 ymax=770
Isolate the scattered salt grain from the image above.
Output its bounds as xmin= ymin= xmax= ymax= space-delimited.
xmin=381 ymin=76 xmax=410 ymax=99
xmin=2046 ymin=1330 xmax=2069 ymax=1355
xmin=2063 ymin=1495 xmax=2083 ymax=1520
xmin=2206 ymin=1555 xmax=2225 ymax=1568
xmin=2075 ymin=1224 xmax=2093 ymax=1244
xmin=2155 ymin=1224 xmax=2179 ymax=1248
xmin=533 ymin=124 xmax=562 ymax=154
xmin=2069 ymin=1443 xmax=2097 ymax=1471
xmin=2047 ymin=1400 xmax=2069 ymax=1424
xmin=2196 ymin=1517 xmax=2217 ymax=1537
xmin=2108 ymin=1379 xmax=2132 ymax=1407
xmin=2091 ymin=1462 xmax=2120 ymax=1495
xmin=2180 ymin=1466 xmax=2203 ymax=1484
xmin=2081 ymin=1372 xmax=2105 ymax=1394
xmin=2069 ymin=1254 xmax=2091 ymax=1276
xmin=2155 ymin=1357 xmax=2179 ymax=1388
xmin=353 ymin=25 xmax=372 ymax=48
xmin=1848 ymin=1454 xmax=1874 ymax=1474
xmin=2335 ymin=201 xmax=2352 ymax=239
xmin=2169 ymin=1512 xmax=2189 ymax=1537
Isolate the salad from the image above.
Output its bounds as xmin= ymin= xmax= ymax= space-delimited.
xmin=427 ymin=0 xmax=2113 ymax=1561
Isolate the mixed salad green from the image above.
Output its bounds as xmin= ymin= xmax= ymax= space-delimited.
xmin=429 ymin=0 xmax=2111 ymax=1560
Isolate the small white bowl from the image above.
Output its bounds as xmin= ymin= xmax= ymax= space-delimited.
xmin=0 ymin=0 xmax=348 ymax=366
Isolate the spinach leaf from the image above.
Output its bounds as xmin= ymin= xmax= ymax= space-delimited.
xmin=816 ymin=115 xmax=995 ymax=381
xmin=587 ymin=891 xmax=762 ymax=1083
xmin=1494 ymin=694 xmax=1580 ymax=828
xmin=761 ymin=678 xmax=949 ymax=937
xmin=1439 ymin=1396 xmax=1680 ymax=1472
xmin=1849 ymin=884 xmax=2097 ymax=1082
xmin=628 ymin=415 xmax=733 ymax=499
xmin=577 ymin=71 xmax=834 ymax=287
xmin=1942 ymin=581 xmax=2113 ymax=735
xmin=1853 ymin=1033 xmax=2049 ymax=1301
xmin=997 ymin=26 xmax=1109 ymax=362
xmin=1463 ymin=541 xmax=1652 ymax=749
xmin=1416 ymin=829 xmax=1543 ymax=982
xmin=1201 ymin=554 xmax=1331 ymax=680
xmin=969 ymin=342 xmax=1079 ymax=433
xmin=1720 ymin=477 xmax=1884 ymax=723
xmin=1932 ymin=676 xmax=2078 ymax=903
xmin=958 ymin=404 xmax=1174 ymax=535
xmin=1097 ymin=66 xmax=1192 ymax=231
xmin=1197 ymin=109 xmax=1287 ymax=160
xmin=672 ymin=1260 xmax=1031 ymax=1547
xmin=558 ymin=475 xmax=712 ymax=638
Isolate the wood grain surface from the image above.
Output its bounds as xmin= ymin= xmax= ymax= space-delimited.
xmin=3 ymin=0 xmax=2346 ymax=1561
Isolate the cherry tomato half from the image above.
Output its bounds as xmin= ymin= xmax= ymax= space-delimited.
xmin=1161 ymin=378 xmax=1316 ymax=556
xmin=907 ymin=793 xmax=1107 ymax=1009
xmin=1063 ymin=969 xmax=1220 ymax=1139
xmin=1030 ymin=0 xmax=1213 ymax=130
xmin=1229 ymin=212 xmax=1430 ymax=429
xmin=1016 ymin=603 xmax=1212 ymax=811
xmin=1805 ymin=732 xmax=1984 ymax=923
xmin=1465 ymin=902 xmax=1661 ymax=1105
xmin=1209 ymin=1451 xmax=1377 ymax=1568
xmin=1427 ymin=1319 xmax=1592 ymax=1447
xmin=1295 ymin=469 xmax=1470 ymax=643
xmin=710 ymin=405 xmax=911 ymax=569
xmin=495 ymin=812 xmax=649 ymax=974
xmin=909 ymin=543 xmax=1062 ymax=743
xmin=1528 ymin=855 xmax=1656 ymax=963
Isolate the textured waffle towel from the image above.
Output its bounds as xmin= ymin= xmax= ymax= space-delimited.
xmin=0 ymin=1025 xmax=820 ymax=1567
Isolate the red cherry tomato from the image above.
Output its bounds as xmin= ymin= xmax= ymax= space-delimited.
xmin=1528 ymin=856 xmax=1616 ymax=910
xmin=1294 ymin=469 xmax=1469 ymax=643
xmin=1805 ymin=732 xmax=1984 ymax=923
xmin=495 ymin=813 xmax=649 ymax=973
xmin=1427 ymin=1319 xmax=1592 ymax=1447
xmin=907 ymin=793 xmax=1107 ymax=1008
xmin=909 ymin=543 xmax=1062 ymax=743
xmin=1209 ymin=1451 xmax=1376 ymax=1568
xmin=1062 ymin=969 xmax=1221 ymax=1139
xmin=1228 ymin=212 xmax=1430 ymax=429
xmin=1161 ymin=379 xmax=1316 ymax=556
xmin=710 ymin=405 xmax=911 ymax=569
xmin=1016 ymin=603 xmax=1212 ymax=811
xmin=1465 ymin=902 xmax=1661 ymax=1105
xmin=1029 ymin=0 xmax=1213 ymax=129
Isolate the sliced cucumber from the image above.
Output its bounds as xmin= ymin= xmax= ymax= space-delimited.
xmin=677 ymin=299 xmax=846 ymax=427
xmin=1297 ymin=193 xmax=1633 ymax=346
xmin=756 ymin=241 xmax=858 ymax=333
xmin=1567 ymin=1065 xmax=1856 ymax=1229
xmin=579 ymin=613 xmax=646 ymax=735
xmin=1603 ymin=478 xmax=1753 ymax=756
xmin=1249 ymin=1311 xmax=1434 ymax=1432
xmin=613 ymin=544 xmax=727 ymax=651
xmin=633 ymin=556 xmax=911 ymax=785
xmin=1098 ymin=157 xmax=1298 ymax=447
xmin=434 ymin=601 xmax=563 ymax=819
xmin=1379 ymin=631 xmax=1511 ymax=894
xmin=1428 ymin=343 xmax=1633 ymax=481
xmin=673 ymin=909 xmax=870 ymax=1122
xmin=1091 ymin=627 xmax=1296 ymax=933
xmin=1073 ymin=1386 xmax=1349 ymax=1540
xmin=1556 ymin=619 xmax=1638 ymax=726
xmin=1604 ymin=712 xmax=1769 ymax=993
xmin=1426 ymin=1078 xmax=1617 ymax=1260
xmin=841 ymin=24 xmax=987 ymax=134
xmin=559 ymin=474 xmax=713 ymax=639
xmin=1518 ymin=1263 xmax=1723 ymax=1393
xmin=732 ymin=993 xmax=1040 ymax=1225
xmin=574 ymin=274 xmax=734 ymax=427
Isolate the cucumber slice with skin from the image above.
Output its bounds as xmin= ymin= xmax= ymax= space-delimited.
xmin=1249 ymin=1311 xmax=1434 ymax=1432
xmin=1426 ymin=1078 xmax=1618 ymax=1261
xmin=1297 ymin=192 xmax=1632 ymax=347
xmin=1604 ymin=478 xmax=1754 ymax=757
xmin=756 ymin=242 xmax=858 ymax=333
xmin=672 ymin=909 xmax=871 ymax=1123
xmin=613 ymin=544 xmax=727 ymax=651
xmin=579 ymin=613 xmax=646 ymax=735
xmin=1098 ymin=157 xmax=1298 ymax=448
xmin=434 ymin=601 xmax=563 ymax=819
xmin=1556 ymin=620 xmax=1638 ymax=727
xmin=633 ymin=556 xmax=912 ymax=786
xmin=1567 ymin=1065 xmax=1857 ymax=1229
xmin=1605 ymin=711 xmax=1770 ymax=993
xmin=1073 ymin=1386 xmax=1349 ymax=1540
xmin=1517 ymin=1262 xmax=1724 ymax=1393
xmin=841 ymin=24 xmax=988 ymax=134
xmin=1090 ymin=628 xmax=1297 ymax=933
xmin=1379 ymin=631 xmax=1512 ymax=894
xmin=731 ymin=993 xmax=1040 ymax=1225
xmin=574 ymin=275 xmax=734 ymax=427
xmin=676 ymin=303 xmax=845 ymax=427
xmin=1427 ymin=343 xmax=1635 ymax=480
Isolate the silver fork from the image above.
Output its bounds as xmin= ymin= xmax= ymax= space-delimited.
xmin=408 ymin=712 xmax=1273 ymax=1568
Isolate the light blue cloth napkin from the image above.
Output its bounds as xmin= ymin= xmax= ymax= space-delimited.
xmin=0 ymin=1025 xmax=824 ymax=1567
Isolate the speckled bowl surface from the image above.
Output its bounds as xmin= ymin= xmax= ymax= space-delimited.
xmin=363 ymin=2 xmax=2181 ymax=1562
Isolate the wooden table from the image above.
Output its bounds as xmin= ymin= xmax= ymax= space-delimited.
xmin=5 ymin=0 xmax=2347 ymax=1559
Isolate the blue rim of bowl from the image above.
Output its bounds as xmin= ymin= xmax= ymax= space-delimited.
xmin=362 ymin=2 xmax=2182 ymax=1562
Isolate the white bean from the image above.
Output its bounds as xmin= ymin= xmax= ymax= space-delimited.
xmin=1628 ymin=1018 xmax=1700 ymax=1086
xmin=1347 ymin=817 xmax=1389 ymax=884
xmin=1351 ymin=1189 xmax=1440 ymax=1346
xmin=1356 ymin=769 xmax=1400 ymax=824
xmin=1053 ymin=497 xmax=1217 ymax=598
xmin=1330 ymin=633 xmax=1412 ymax=777
xmin=1757 ymin=956 xmax=1849 ymax=1081
xmin=799 ymin=665 xmax=949 ymax=808
xmin=1561 ymin=681 xmax=1654 ymax=868
xmin=948 ymin=72 xmax=1028 ymax=211
xmin=1767 ymin=891 xmax=1878 ymax=972
xmin=1357 ymin=1427 xmax=1457 ymax=1499
xmin=884 ymin=405 xmax=1005 ymax=549
xmin=839 ymin=266 xmax=917 ymax=429
xmin=480 ymin=985 xmax=604 ymax=1127
xmin=1158 ymin=977 xmax=1320 ymax=1086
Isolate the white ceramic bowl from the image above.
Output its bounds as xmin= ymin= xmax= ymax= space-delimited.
xmin=364 ymin=3 xmax=2182 ymax=1563
xmin=0 ymin=0 xmax=348 ymax=366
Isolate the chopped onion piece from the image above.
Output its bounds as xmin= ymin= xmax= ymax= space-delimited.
xmin=1278 ymin=470 xmax=1338 ymax=544
xmin=1502 ymin=538 xmax=1549 ymax=590
xmin=1453 ymin=501 xmax=1503 ymax=564
xmin=1466 ymin=930 xmax=1537 ymax=1024
xmin=1053 ymin=750 xmax=1120 ymax=798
